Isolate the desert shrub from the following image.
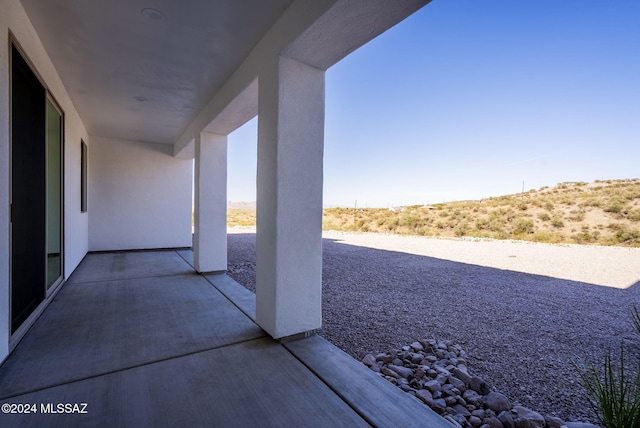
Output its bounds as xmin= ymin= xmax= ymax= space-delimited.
xmin=538 ymin=212 xmax=551 ymax=222
xmin=489 ymin=208 xmax=506 ymax=218
xmin=613 ymin=229 xmax=640 ymax=246
xmin=572 ymin=232 xmax=596 ymax=244
xmin=560 ymin=196 xmax=575 ymax=205
xmin=608 ymin=223 xmax=624 ymax=232
xmin=384 ymin=217 xmax=399 ymax=231
xmin=569 ymin=211 xmax=586 ymax=222
xmin=584 ymin=198 xmax=603 ymax=208
xmin=551 ymin=213 xmax=565 ymax=228
xmin=416 ymin=227 xmax=432 ymax=236
xmin=322 ymin=219 xmax=341 ymax=231
xmin=491 ymin=231 xmax=509 ymax=240
xmin=454 ymin=220 xmax=469 ymax=237
xmin=627 ymin=210 xmax=640 ymax=222
xmin=489 ymin=219 xmax=506 ymax=234
xmin=227 ymin=209 xmax=257 ymax=227
xmin=401 ymin=214 xmax=419 ymax=228
xmin=606 ymin=199 xmax=627 ymax=214
xmin=530 ymin=230 xmax=563 ymax=243
xmin=475 ymin=217 xmax=490 ymax=231
xmin=513 ymin=218 xmax=534 ymax=235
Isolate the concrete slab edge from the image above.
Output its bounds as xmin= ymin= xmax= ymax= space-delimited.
xmin=283 ymin=335 xmax=455 ymax=428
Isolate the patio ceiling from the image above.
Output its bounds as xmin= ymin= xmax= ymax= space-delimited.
xmin=19 ymin=0 xmax=294 ymax=145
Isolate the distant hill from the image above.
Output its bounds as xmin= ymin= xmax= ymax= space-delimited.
xmin=228 ymin=179 xmax=640 ymax=247
xmin=228 ymin=201 xmax=256 ymax=210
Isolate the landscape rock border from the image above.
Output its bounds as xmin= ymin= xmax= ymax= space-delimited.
xmin=362 ymin=339 xmax=600 ymax=428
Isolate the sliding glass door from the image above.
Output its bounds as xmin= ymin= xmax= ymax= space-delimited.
xmin=10 ymin=44 xmax=64 ymax=333
xmin=46 ymin=98 xmax=63 ymax=290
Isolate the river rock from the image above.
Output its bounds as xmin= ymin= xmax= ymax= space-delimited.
xmin=361 ymin=337 xmax=588 ymax=428
xmin=432 ymin=398 xmax=447 ymax=414
xmin=463 ymin=389 xmax=483 ymax=407
xmin=415 ymin=389 xmax=434 ymax=406
xmin=482 ymin=416 xmax=504 ymax=428
xmin=411 ymin=341 xmax=424 ymax=351
xmin=425 ymin=379 xmax=442 ymax=393
xmin=380 ymin=367 xmax=399 ymax=378
xmin=512 ymin=406 xmax=545 ymax=428
xmin=452 ymin=403 xmax=471 ymax=417
xmin=388 ymin=364 xmax=413 ymax=378
xmin=449 ymin=376 xmax=467 ymax=393
xmin=442 ymin=383 xmax=461 ymax=397
xmin=544 ymin=415 xmax=564 ymax=428
xmin=362 ymin=353 xmax=376 ymax=367
xmin=452 ymin=367 xmax=473 ymax=384
xmin=470 ymin=376 xmax=491 ymax=395
xmin=483 ymin=392 xmax=511 ymax=413
xmin=498 ymin=410 xmax=515 ymax=428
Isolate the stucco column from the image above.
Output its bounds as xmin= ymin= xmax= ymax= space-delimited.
xmin=256 ymin=55 xmax=325 ymax=338
xmin=193 ymin=131 xmax=227 ymax=273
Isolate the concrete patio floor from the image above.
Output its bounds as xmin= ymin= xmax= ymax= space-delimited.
xmin=0 ymin=250 xmax=452 ymax=427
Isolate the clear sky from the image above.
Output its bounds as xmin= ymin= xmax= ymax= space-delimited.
xmin=228 ymin=0 xmax=640 ymax=207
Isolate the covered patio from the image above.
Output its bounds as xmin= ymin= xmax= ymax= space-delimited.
xmin=0 ymin=0 xmax=456 ymax=425
xmin=0 ymin=250 xmax=452 ymax=427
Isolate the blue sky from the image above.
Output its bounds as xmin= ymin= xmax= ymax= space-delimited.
xmin=228 ymin=0 xmax=640 ymax=207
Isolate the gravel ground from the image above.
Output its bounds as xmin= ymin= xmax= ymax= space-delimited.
xmin=226 ymin=228 xmax=640 ymax=423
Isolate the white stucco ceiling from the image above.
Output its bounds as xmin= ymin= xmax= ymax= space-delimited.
xmin=20 ymin=0 xmax=294 ymax=144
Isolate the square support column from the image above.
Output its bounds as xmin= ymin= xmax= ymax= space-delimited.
xmin=256 ymin=56 xmax=325 ymax=338
xmin=193 ymin=132 xmax=227 ymax=273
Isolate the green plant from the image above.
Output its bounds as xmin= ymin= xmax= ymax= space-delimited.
xmin=606 ymin=199 xmax=626 ymax=214
xmin=576 ymin=306 xmax=640 ymax=427
xmin=633 ymin=306 xmax=640 ymax=335
xmin=628 ymin=210 xmax=640 ymax=222
xmin=610 ymin=228 xmax=640 ymax=246
xmin=551 ymin=213 xmax=565 ymax=228
xmin=513 ymin=218 xmax=534 ymax=235
xmin=538 ymin=212 xmax=551 ymax=221
xmin=454 ymin=220 xmax=469 ymax=237
xmin=572 ymin=232 xmax=595 ymax=244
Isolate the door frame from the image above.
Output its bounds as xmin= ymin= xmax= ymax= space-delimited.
xmin=45 ymin=94 xmax=65 ymax=295
xmin=8 ymin=36 xmax=66 ymax=348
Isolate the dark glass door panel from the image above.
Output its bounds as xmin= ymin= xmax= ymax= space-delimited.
xmin=11 ymin=45 xmax=46 ymax=333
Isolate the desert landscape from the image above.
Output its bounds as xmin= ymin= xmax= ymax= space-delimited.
xmin=229 ymin=179 xmax=640 ymax=247
xmin=226 ymin=178 xmax=640 ymax=426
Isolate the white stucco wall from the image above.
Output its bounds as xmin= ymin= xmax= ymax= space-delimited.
xmin=63 ymin=121 xmax=90 ymax=278
xmin=1 ymin=0 xmax=91 ymax=361
xmin=89 ymin=137 xmax=192 ymax=251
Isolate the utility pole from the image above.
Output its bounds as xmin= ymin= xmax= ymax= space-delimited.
xmin=354 ymin=200 xmax=357 ymax=225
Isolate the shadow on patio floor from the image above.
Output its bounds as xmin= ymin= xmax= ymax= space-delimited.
xmin=0 ymin=250 xmax=451 ymax=427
